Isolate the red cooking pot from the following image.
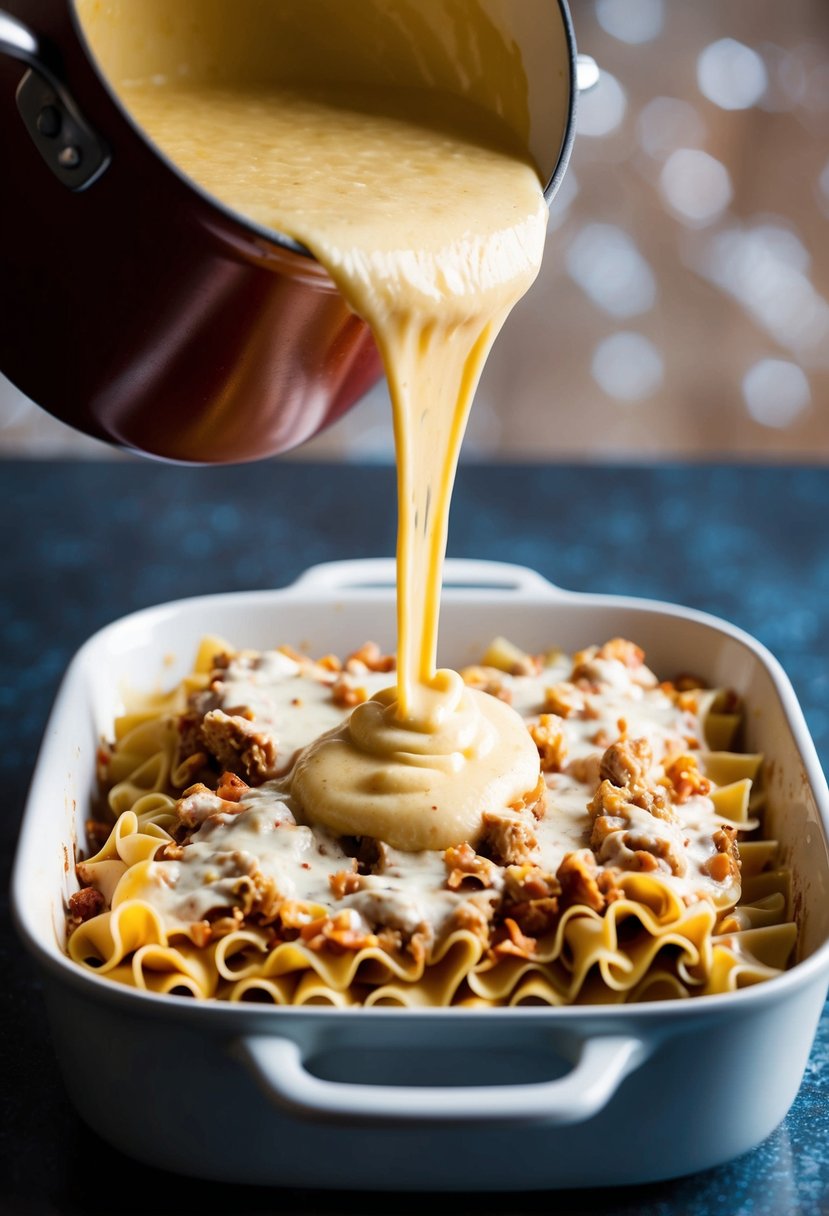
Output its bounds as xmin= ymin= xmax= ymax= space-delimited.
xmin=0 ymin=1 xmax=582 ymax=464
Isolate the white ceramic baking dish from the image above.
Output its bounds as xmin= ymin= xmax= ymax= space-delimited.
xmin=13 ymin=559 xmax=829 ymax=1191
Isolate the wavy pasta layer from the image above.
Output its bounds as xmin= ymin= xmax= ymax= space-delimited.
xmin=66 ymin=636 xmax=795 ymax=1005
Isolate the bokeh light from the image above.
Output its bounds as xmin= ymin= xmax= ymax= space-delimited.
xmin=742 ymin=359 xmax=811 ymax=428
xmin=778 ymin=46 xmax=810 ymax=107
xmin=660 ymin=149 xmax=732 ymax=227
xmin=697 ymin=39 xmax=768 ymax=110
xmin=595 ymin=0 xmax=664 ymax=45
xmin=637 ymin=97 xmax=706 ymax=160
xmin=576 ymin=70 xmax=627 ymax=138
xmin=817 ymin=160 xmax=829 ymax=220
xmin=693 ymin=223 xmax=829 ymax=357
xmin=591 ymin=332 xmax=664 ymax=401
xmin=566 ymin=224 xmax=657 ymax=317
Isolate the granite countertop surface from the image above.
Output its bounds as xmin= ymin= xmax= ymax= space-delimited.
xmin=2 ymin=459 xmax=828 ymax=1216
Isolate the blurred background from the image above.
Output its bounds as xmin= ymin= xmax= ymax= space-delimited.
xmin=1 ymin=0 xmax=827 ymax=461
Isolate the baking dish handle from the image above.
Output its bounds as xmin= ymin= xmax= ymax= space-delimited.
xmin=236 ymin=1033 xmax=647 ymax=1124
xmin=288 ymin=558 xmax=559 ymax=597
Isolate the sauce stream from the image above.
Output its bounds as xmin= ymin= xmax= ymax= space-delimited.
xmin=106 ymin=73 xmax=549 ymax=850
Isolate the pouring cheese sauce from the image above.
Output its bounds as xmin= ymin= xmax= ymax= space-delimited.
xmin=83 ymin=13 xmax=551 ymax=851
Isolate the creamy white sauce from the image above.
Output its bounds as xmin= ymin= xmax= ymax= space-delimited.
xmin=343 ymin=847 xmax=486 ymax=940
xmin=122 ymin=784 xmax=350 ymax=932
xmin=117 ymin=649 xmax=746 ymax=940
xmin=211 ymin=650 xmax=390 ymax=774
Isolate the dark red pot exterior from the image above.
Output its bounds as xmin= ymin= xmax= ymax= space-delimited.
xmin=0 ymin=1 xmax=383 ymax=464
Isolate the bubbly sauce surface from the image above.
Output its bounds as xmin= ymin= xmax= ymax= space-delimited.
xmin=115 ymin=75 xmax=548 ymax=849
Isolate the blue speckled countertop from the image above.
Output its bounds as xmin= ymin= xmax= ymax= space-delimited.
xmin=2 ymin=460 xmax=828 ymax=1215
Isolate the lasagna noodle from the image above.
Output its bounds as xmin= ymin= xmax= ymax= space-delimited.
xmin=104 ymin=718 xmax=179 ymax=815
xmin=68 ymin=642 xmax=797 ymax=1007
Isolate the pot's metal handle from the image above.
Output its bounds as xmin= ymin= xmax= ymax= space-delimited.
xmin=288 ymin=557 xmax=559 ymax=597
xmin=0 ymin=8 xmax=110 ymax=189
xmin=236 ymin=1033 xmax=647 ymax=1124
